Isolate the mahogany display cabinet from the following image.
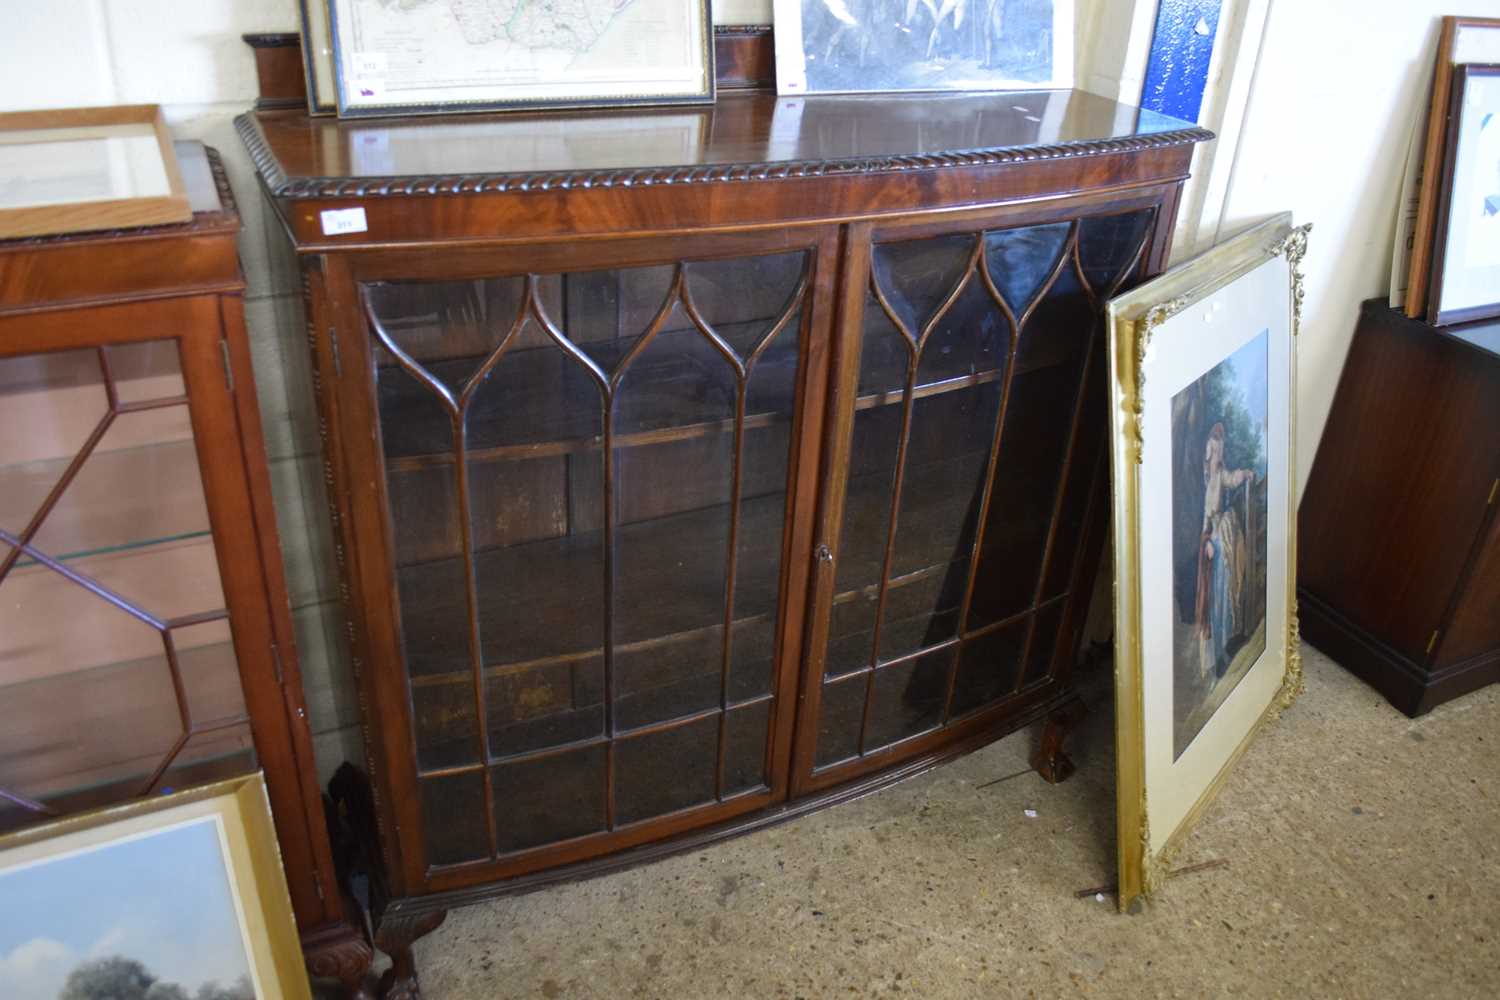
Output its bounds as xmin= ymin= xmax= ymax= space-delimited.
xmin=0 ymin=144 xmax=370 ymax=994
xmin=1300 ymin=300 xmax=1500 ymax=715
xmin=239 ymin=90 xmax=1211 ymax=992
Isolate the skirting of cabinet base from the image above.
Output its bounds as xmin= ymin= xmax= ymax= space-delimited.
xmin=1299 ymin=589 xmax=1500 ymax=717
xmin=375 ymin=686 xmax=1080 ymax=921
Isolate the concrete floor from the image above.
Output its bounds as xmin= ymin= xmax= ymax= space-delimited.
xmin=405 ymin=645 xmax=1500 ymax=998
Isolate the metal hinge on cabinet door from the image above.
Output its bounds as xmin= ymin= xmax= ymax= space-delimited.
xmin=1488 ymin=478 xmax=1498 ymax=506
xmin=220 ymin=340 xmax=234 ymax=392
xmin=1426 ymin=630 xmax=1440 ymax=656
xmin=270 ymin=639 xmax=285 ymax=684
xmin=328 ymin=325 xmax=343 ymax=378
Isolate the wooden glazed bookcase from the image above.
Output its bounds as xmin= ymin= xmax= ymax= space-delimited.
xmin=239 ymin=85 xmax=1211 ymax=998
xmin=0 ymin=144 xmax=371 ymax=998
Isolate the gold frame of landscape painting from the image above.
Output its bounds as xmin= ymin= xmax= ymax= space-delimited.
xmin=0 ymin=774 xmax=311 ymax=1000
xmin=1106 ymin=213 xmax=1310 ymax=913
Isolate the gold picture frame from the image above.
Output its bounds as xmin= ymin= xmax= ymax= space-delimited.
xmin=1106 ymin=213 xmax=1310 ymax=913
xmin=0 ymin=774 xmax=311 ymax=1000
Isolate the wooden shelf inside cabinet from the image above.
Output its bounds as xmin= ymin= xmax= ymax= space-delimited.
xmin=0 ymin=142 xmax=365 ymax=993
xmin=376 ymin=341 xmax=1075 ymax=470
xmin=242 ymin=89 xmax=1211 ymax=997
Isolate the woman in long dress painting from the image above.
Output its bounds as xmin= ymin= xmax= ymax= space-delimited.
xmin=1195 ymin=422 xmax=1255 ymax=680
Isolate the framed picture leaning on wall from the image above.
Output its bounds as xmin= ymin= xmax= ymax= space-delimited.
xmin=1427 ymin=64 xmax=1500 ymax=326
xmin=327 ymin=0 xmax=714 ymax=117
xmin=1404 ymin=16 xmax=1500 ymax=319
xmin=1106 ymin=213 xmax=1310 ymax=913
xmin=0 ymin=775 xmax=311 ymax=1000
xmin=774 ymin=0 xmax=1072 ymax=95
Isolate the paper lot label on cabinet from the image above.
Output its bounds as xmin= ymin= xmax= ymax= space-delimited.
xmin=320 ymin=207 xmax=368 ymax=236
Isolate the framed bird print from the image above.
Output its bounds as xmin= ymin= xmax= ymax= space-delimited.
xmin=1106 ymin=213 xmax=1309 ymax=913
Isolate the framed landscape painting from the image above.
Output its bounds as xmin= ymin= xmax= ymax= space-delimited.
xmin=1106 ymin=213 xmax=1309 ymax=913
xmin=0 ymin=775 xmax=309 ymax=1000
xmin=773 ymin=0 xmax=1073 ymax=95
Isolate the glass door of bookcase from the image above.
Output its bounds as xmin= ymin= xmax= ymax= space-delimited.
xmin=357 ymin=244 xmax=817 ymax=873
xmin=802 ymin=206 xmax=1158 ymax=785
xmin=0 ymin=341 xmax=254 ymax=833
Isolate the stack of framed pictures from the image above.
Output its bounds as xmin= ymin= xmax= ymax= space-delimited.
xmin=292 ymin=0 xmax=1077 ymax=117
xmin=1403 ymin=16 xmax=1500 ymax=325
xmin=1105 ymin=213 xmax=1310 ymax=913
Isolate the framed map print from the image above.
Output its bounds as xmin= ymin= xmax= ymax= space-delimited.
xmin=773 ymin=0 xmax=1072 ymax=96
xmin=1105 ymin=214 xmax=1309 ymax=913
xmin=327 ymin=0 xmax=715 ymax=117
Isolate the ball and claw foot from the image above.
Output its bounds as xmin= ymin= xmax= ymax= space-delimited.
xmin=1030 ymin=699 xmax=1086 ymax=784
xmin=302 ymin=922 xmax=376 ymax=1000
xmin=375 ymin=910 xmax=447 ymax=1000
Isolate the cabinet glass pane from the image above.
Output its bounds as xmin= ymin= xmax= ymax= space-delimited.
xmin=815 ymin=210 xmax=1155 ymax=769
xmin=365 ymin=248 xmax=807 ymax=861
xmin=0 ymin=344 xmax=251 ymax=832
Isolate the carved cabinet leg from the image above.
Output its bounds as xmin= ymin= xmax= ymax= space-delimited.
xmin=303 ymin=922 xmax=377 ymax=1000
xmin=375 ymin=910 xmax=447 ymax=1000
xmin=1031 ymin=698 xmax=1087 ymax=784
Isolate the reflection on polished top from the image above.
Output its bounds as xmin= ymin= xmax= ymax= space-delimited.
xmin=241 ymin=89 xmax=1206 ymax=194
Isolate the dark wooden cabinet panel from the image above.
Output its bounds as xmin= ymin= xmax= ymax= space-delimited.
xmin=243 ymin=92 xmax=1209 ymax=996
xmin=1299 ymin=299 xmax=1500 ymax=715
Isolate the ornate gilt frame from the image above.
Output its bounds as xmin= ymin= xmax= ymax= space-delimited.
xmin=1106 ymin=214 xmax=1311 ymax=913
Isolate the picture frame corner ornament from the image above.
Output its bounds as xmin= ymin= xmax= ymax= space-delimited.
xmin=1131 ymin=294 xmax=1192 ymax=464
xmin=1271 ymin=222 xmax=1312 ymax=335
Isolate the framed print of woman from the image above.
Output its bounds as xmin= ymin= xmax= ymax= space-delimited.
xmin=1196 ymin=422 xmax=1258 ymax=682
xmin=1173 ymin=331 xmax=1270 ymax=760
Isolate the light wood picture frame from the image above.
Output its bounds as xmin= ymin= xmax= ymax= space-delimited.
xmin=1404 ymin=15 xmax=1500 ymax=319
xmin=0 ymin=105 xmax=191 ymax=239
xmin=1106 ymin=214 xmax=1309 ymax=913
xmin=0 ymin=774 xmax=311 ymax=1000
xmin=1426 ymin=64 xmax=1500 ymax=326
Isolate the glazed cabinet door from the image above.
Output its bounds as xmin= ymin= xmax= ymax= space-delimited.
xmin=327 ymin=231 xmax=835 ymax=890
xmin=0 ymin=299 xmax=265 ymax=833
xmin=795 ymin=199 xmax=1166 ymax=791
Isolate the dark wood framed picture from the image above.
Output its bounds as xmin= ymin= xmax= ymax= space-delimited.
xmin=1427 ymin=64 xmax=1500 ymax=327
xmin=297 ymin=0 xmax=337 ymax=116
xmin=1404 ymin=16 xmax=1500 ymax=319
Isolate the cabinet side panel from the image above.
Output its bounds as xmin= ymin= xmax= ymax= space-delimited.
xmin=1437 ymin=506 xmax=1500 ymax=669
xmin=1299 ymin=303 xmax=1499 ymax=662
